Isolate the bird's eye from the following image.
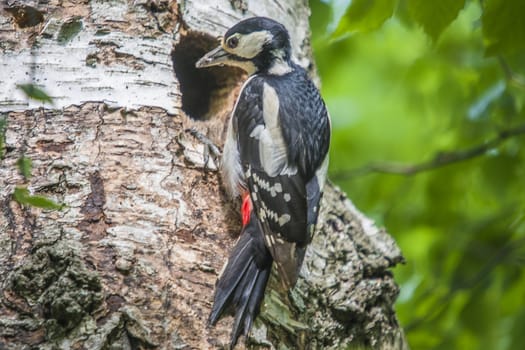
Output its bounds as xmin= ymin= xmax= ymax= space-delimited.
xmin=227 ymin=36 xmax=239 ymax=49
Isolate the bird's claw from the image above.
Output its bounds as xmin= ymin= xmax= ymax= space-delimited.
xmin=186 ymin=128 xmax=222 ymax=171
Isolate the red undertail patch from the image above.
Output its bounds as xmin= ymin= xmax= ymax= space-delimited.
xmin=241 ymin=192 xmax=252 ymax=227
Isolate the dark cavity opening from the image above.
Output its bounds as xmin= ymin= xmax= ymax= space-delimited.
xmin=5 ymin=5 xmax=44 ymax=28
xmin=172 ymin=31 xmax=245 ymax=120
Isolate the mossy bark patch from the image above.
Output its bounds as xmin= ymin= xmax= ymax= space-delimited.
xmin=3 ymin=240 xmax=103 ymax=340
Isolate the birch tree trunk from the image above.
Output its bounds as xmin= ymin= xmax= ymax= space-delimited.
xmin=0 ymin=1 xmax=407 ymax=349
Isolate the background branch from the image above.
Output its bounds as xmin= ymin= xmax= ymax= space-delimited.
xmin=332 ymin=123 xmax=525 ymax=180
xmin=498 ymin=56 xmax=525 ymax=89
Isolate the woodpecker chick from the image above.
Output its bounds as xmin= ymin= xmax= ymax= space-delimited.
xmin=197 ymin=17 xmax=330 ymax=348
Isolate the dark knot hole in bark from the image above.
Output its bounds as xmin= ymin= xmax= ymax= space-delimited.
xmin=172 ymin=31 xmax=245 ymax=120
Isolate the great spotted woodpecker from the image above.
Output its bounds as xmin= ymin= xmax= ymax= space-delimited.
xmin=196 ymin=17 xmax=330 ymax=348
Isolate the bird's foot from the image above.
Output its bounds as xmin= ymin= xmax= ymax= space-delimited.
xmin=185 ymin=128 xmax=222 ymax=172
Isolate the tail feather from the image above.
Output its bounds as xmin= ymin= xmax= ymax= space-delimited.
xmin=208 ymin=235 xmax=254 ymax=325
xmin=229 ymin=262 xmax=267 ymax=347
xmin=209 ymin=213 xmax=272 ymax=349
xmin=244 ymin=262 xmax=271 ymax=330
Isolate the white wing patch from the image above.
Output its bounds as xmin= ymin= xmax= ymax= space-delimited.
xmin=249 ymin=83 xmax=297 ymax=177
xmin=258 ymin=201 xmax=291 ymax=227
xmin=251 ymin=172 xmax=283 ymax=197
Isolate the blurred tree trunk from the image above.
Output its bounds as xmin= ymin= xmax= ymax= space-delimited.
xmin=0 ymin=1 xmax=407 ymax=349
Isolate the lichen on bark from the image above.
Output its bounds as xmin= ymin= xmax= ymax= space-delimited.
xmin=3 ymin=238 xmax=103 ymax=344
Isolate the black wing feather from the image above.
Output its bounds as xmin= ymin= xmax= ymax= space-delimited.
xmin=236 ymin=77 xmax=308 ymax=242
xmin=234 ymin=69 xmax=329 ymax=286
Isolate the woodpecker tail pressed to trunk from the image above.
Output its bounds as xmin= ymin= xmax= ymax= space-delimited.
xmin=208 ymin=211 xmax=272 ymax=349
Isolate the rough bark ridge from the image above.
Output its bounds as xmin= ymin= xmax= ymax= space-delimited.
xmin=0 ymin=1 xmax=407 ymax=349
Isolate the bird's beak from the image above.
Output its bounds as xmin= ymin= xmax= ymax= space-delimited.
xmin=195 ymin=45 xmax=231 ymax=68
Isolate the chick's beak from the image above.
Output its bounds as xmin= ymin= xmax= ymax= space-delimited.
xmin=195 ymin=45 xmax=231 ymax=68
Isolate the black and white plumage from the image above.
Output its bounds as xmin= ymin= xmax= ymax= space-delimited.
xmin=196 ymin=17 xmax=330 ymax=348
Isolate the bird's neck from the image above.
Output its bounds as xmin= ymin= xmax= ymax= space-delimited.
xmin=266 ymin=57 xmax=293 ymax=76
xmin=252 ymin=48 xmax=293 ymax=76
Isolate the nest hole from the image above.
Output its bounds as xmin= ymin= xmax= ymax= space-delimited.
xmin=172 ymin=31 xmax=245 ymax=121
xmin=5 ymin=5 xmax=45 ymax=28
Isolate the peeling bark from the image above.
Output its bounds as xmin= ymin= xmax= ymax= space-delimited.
xmin=0 ymin=1 xmax=407 ymax=349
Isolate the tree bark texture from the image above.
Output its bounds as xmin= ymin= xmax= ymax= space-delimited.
xmin=0 ymin=1 xmax=407 ymax=349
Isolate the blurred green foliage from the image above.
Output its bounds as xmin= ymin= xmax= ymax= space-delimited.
xmin=11 ymin=150 xmax=64 ymax=210
xmin=9 ymin=85 xmax=62 ymax=211
xmin=17 ymin=156 xmax=32 ymax=181
xmin=13 ymin=186 xmax=64 ymax=211
xmin=309 ymin=0 xmax=525 ymax=349
xmin=17 ymin=83 xmax=53 ymax=104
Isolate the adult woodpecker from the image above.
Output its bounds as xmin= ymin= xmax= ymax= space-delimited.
xmin=196 ymin=17 xmax=330 ymax=348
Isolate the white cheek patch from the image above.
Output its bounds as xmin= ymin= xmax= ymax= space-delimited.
xmin=235 ymin=30 xmax=272 ymax=59
xmin=230 ymin=60 xmax=257 ymax=75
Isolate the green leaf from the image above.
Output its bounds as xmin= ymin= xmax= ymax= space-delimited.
xmin=333 ymin=0 xmax=397 ymax=36
xmin=482 ymin=0 xmax=525 ymax=56
xmin=17 ymin=156 xmax=32 ymax=180
xmin=407 ymin=0 xmax=465 ymax=41
xmin=13 ymin=187 xmax=64 ymax=210
xmin=16 ymin=84 xmax=53 ymax=104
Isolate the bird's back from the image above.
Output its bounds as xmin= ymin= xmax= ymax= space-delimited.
xmin=259 ymin=64 xmax=330 ymax=180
